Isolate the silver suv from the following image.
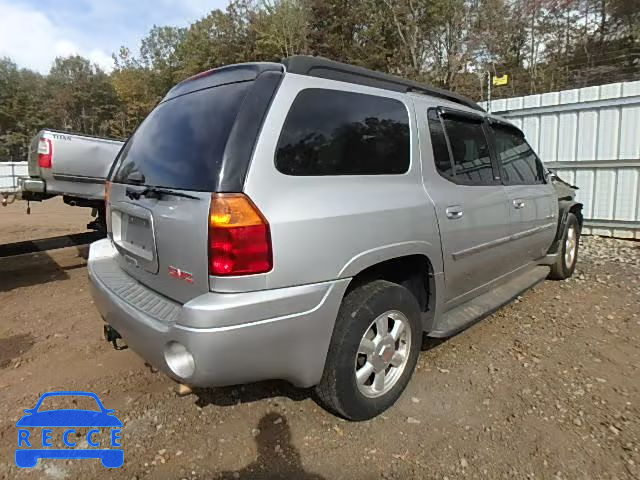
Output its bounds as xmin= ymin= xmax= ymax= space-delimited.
xmin=89 ymin=56 xmax=582 ymax=420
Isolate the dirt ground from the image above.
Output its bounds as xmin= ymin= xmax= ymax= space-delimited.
xmin=0 ymin=199 xmax=638 ymax=480
xmin=0 ymin=197 xmax=93 ymax=244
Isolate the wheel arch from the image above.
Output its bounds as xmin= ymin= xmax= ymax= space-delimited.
xmin=568 ymin=202 xmax=584 ymax=229
xmin=549 ymin=200 xmax=583 ymax=254
xmin=342 ymin=252 xmax=436 ymax=330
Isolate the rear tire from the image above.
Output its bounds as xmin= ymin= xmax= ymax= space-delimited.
xmin=315 ymin=280 xmax=422 ymax=421
xmin=548 ymin=212 xmax=580 ymax=280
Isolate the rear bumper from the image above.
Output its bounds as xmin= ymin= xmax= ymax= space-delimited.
xmin=88 ymin=239 xmax=349 ymax=388
xmin=19 ymin=178 xmax=46 ymax=193
xmin=20 ymin=175 xmax=105 ymax=200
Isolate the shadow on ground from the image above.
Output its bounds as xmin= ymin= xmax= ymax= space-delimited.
xmin=421 ymin=334 xmax=447 ymax=351
xmin=193 ymin=380 xmax=311 ymax=408
xmin=0 ymin=333 xmax=34 ymax=368
xmin=0 ymin=252 xmax=75 ymax=292
xmin=0 ymin=243 xmax=90 ymax=293
xmin=193 ymin=334 xmax=449 ymax=410
xmin=214 ymin=412 xmax=325 ymax=480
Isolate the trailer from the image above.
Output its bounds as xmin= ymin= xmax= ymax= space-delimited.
xmin=0 ymin=161 xmax=28 ymax=206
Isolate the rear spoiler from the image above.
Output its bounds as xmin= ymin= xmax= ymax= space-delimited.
xmin=163 ymin=63 xmax=284 ymax=102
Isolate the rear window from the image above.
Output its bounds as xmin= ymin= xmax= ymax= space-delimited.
xmin=112 ymin=81 xmax=250 ymax=191
xmin=275 ymin=89 xmax=410 ymax=176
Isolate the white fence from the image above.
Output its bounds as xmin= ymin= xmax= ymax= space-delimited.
xmin=481 ymin=81 xmax=640 ymax=239
xmin=0 ymin=161 xmax=29 ymax=193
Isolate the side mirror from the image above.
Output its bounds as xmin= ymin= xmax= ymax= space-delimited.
xmin=126 ymin=170 xmax=145 ymax=184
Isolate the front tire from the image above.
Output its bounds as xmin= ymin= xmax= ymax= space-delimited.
xmin=315 ymin=280 xmax=422 ymax=421
xmin=548 ymin=212 xmax=580 ymax=280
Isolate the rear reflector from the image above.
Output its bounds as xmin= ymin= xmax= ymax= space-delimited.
xmin=38 ymin=138 xmax=53 ymax=168
xmin=208 ymin=193 xmax=272 ymax=276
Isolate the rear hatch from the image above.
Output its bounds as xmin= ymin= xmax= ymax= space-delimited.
xmin=107 ymin=70 xmax=277 ymax=304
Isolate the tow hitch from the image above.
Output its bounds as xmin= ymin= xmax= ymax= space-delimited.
xmin=103 ymin=325 xmax=127 ymax=350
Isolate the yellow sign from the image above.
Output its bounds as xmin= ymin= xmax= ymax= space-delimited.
xmin=493 ymin=74 xmax=509 ymax=86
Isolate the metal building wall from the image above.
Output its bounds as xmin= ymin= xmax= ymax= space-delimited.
xmin=482 ymin=81 xmax=640 ymax=239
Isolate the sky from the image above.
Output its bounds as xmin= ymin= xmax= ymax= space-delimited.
xmin=0 ymin=0 xmax=229 ymax=74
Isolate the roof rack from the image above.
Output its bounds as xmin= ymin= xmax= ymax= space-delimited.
xmin=281 ymin=55 xmax=484 ymax=112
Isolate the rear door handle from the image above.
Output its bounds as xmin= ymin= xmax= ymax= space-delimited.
xmin=512 ymin=199 xmax=526 ymax=209
xmin=445 ymin=205 xmax=464 ymax=220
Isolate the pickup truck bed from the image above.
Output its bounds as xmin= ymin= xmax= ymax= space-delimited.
xmin=22 ymin=129 xmax=124 ymax=201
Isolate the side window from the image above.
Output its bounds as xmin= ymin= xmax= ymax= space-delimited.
xmin=427 ymin=109 xmax=453 ymax=177
xmin=442 ymin=116 xmax=494 ymax=184
xmin=427 ymin=109 xmax=495 ymax=185
xmin=491 ymin=125 xmax=545 ymax=185
xmin=275 ymin=89 xmax=410 ymax=176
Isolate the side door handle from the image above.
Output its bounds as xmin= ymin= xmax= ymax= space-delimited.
xmin=512 ymin=199 xmax=526 ymax=209
xmin=445 ymin=205 xmax=464 ymax=220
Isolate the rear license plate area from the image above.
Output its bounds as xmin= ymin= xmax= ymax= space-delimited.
xmin=125 ymin=215 xmax=152 ymax=253
xmin=111 ymin=209 xmax=155 ymax=263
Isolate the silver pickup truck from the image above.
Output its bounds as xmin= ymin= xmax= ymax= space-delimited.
xmin=20 ymin=129 xmax=124 ymax=229
xmin=22 ymin=129 xmax=124 ymax=200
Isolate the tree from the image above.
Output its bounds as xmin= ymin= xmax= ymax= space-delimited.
xmin=255 ymin=0 xmax=310 ymax=58
xmin=382 ymin=0 xmax=431 ymax=78
xmin=0 ymin=58 xmax=49 ymax=160
xmin=139 ymin=25 xmax=187 ymax=91
xmin=110 ymin=54 xmax=157 ymax=137
xmin=46 ymin=56 xmax=119 ymax=135
xmin=1 ymin=0 xmax=638 ymax=157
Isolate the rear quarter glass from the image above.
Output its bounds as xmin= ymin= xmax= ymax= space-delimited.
xmin=275 ymin=88 xmax=410 ymax=176
xmin=112 ymin=81 xmax=251 ymax=192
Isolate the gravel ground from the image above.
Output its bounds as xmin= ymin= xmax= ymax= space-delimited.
xmin=0 ymin=207 xmax=638 ymax=479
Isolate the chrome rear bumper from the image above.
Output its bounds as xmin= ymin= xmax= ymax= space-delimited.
xmin=20 ymin=178 xmax=46 ymax=193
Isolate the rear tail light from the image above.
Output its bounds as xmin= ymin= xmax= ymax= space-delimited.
xmin=208 ymin=193 xmax=272 ymax=276
xmin=37 ymin=138 xmax=53 ymax=168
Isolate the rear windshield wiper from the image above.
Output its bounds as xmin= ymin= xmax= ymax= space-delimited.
xmin=126 ymin=187 xmax=200 ymax=201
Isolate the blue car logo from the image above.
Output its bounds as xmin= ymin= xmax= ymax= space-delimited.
xmin=15 ymin=391 xmax=123 ymax=468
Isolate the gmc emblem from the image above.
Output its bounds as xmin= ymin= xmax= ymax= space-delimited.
xmin=168 ymin=266 xmax=194 ymax=283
